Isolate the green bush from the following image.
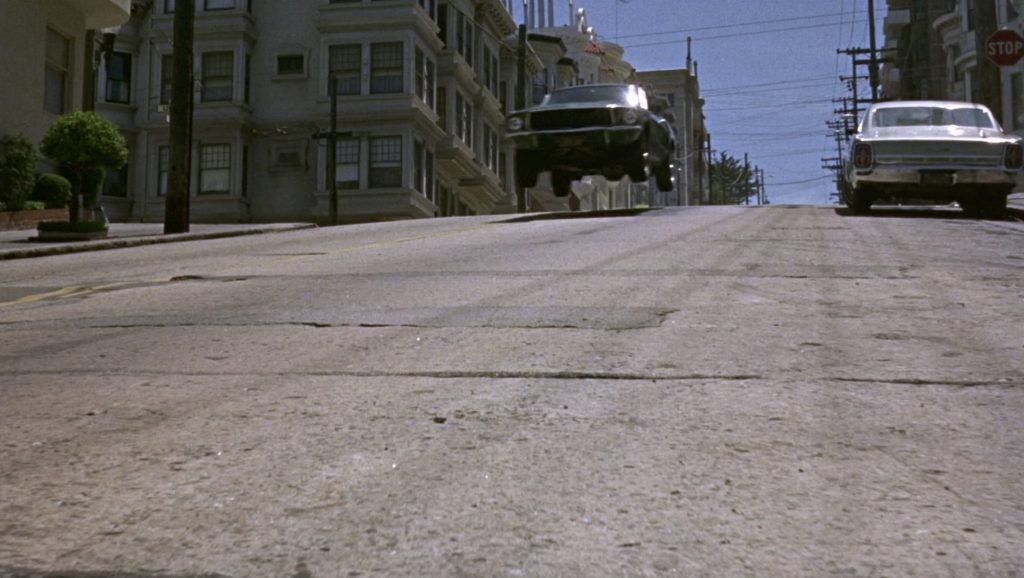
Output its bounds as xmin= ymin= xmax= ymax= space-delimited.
xmin=0 ymin=135 xmax=39 ymax=209
xmin=22 ymin=200 xmax=47 ymax=211
xmin=40 ymin=111 xmax=126 ymax=223
xmin=32 ymin=173 xmax=72 ymax=208
xmin=37 ymin=220 xmax=108 ymax=233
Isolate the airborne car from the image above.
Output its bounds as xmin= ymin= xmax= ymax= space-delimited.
xmin=505 ymin=84 xmax=676 ymax=197
xmin=843 ymin=100 xmax=1023 ymax=217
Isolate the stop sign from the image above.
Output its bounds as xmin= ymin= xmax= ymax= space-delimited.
xmin=986 ymin=29 xmax=1024 ymax=66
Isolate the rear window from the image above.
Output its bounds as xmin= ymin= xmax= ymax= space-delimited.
xmin=871 ymin=106 xmax=994 ymax=129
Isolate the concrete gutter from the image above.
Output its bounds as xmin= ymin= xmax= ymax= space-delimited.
xmin=0 ymin=223 xmax=317 ymax=261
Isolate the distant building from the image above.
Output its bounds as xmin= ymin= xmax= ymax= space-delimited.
xmin=636 ymin=65 xmax=710 ymax=206
xmin=0 ymin=0 xmax=132 ymax=145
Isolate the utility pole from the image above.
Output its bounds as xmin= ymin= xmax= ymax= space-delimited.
xmin=165 ymin=0 xmax=194 ymax=234
xmin=328 ymin=72 xmax=338 ymax=226
xmin=974 ymin=0 xmax=1003 ymax=125
xmin=515 ymin=15 xmax=528 ymax=213
xmin=867 ymin=0 xmax=879 ymax=101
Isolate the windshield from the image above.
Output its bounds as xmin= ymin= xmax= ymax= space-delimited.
xmin=544 ymin=86 xmax=639 ymax=107
xmin=871 ymin=106 xmax=995 ymax=129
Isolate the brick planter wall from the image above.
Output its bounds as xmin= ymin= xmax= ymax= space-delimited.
xmin=0 ymin=208 xmax=70 ymax=231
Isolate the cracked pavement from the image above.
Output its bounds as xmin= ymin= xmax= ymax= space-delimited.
xmin=1 ymin=206 xmax=1023 ymax=577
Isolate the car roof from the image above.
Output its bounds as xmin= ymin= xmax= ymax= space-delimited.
xmin=867 ymin=100 xmax=987 ymax=111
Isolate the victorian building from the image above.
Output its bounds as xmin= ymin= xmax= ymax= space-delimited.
xmin=95 ymin=0 xmax=522 ymax=223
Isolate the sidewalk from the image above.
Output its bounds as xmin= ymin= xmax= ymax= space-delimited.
xmin=0 ymin=222 xmax=317 ymax=260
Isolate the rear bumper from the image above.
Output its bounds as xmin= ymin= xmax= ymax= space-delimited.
xmin=850 ymin=166 xmax=1018 ymax=197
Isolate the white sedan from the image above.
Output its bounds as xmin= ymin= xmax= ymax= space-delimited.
xmin=843 ymin=100 xmax=1023 ymax=217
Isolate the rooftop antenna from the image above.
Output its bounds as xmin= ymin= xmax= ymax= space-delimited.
xmin=686 ymin=36 xmax=692 ymax=72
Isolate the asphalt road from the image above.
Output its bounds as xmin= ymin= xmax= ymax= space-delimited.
xmin=1 ymin=206 xmax=1023 ymax=577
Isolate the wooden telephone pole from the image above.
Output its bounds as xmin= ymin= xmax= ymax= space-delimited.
xmin=165 ymin=0 xmax=194 ymax=234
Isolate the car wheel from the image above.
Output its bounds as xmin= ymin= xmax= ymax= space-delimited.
xmin=552 ymin=171 xmax=573 ymax=197
xmin=654 ymin=159 xmax=673 ymax=192
xmin=845 ymin=187 xmax=873 ymax=215
xmin=961 ymin=191 xmax=1008 ymax=219
xmin=515 ymin=155 xmax=541 ymax=188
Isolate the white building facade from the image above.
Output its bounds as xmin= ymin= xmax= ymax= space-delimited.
xmin=97 ymin=0 xmax=521 ymax=223
xmin=1 ymin=0 xmax=132 ymax=146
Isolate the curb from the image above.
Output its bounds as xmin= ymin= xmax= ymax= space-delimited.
xmin=0 ymin=223 xmax=318 ymax=261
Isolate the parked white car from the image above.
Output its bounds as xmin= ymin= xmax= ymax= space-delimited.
xmin=843 ymin=100 xmax=1023 ymax=217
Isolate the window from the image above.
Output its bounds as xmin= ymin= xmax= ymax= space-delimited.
xmin=369 ymin=136 xmax=402 ymax=188
xmin=200 ymin=144 xmax=231 ymax=194
xmin=160 ymin=54 xmax=174 ymax=105
xmin=164 ymin=0 xmax=175 ymax=13
xmin=437 ymin=86 xmax=447 ymax=129
xmin=456 ymin=11 xmax=473 ymax=66
xmin=335 ymin=138 xmax=360 ymax=189
xmin=483 ymin=123 xmax=498 ymax=173
xmin=418 ymin=0 xmax=437 ymax=21
xmin=437 ymin=5 xmax=448 ymax=44
xmin=277 ymin=54 xmax=305 ymax=76
xmin=105 ymin=52 xmax=132 ymax=104
xmin=414 ymin=140 xmax=436 ymax=202
xmin=329 ymin=44 xmax=361 ymax=95
xmin=205 ymin=0 xmax=236 ymax=10
xmin=483 ymin=46 xmax=498 ymax=97
xmin=415 ymin=47 xmax=435 ymax=109
xmin=44 ymin=28 xmax=70 ymax=115
xmin=371 ymin=42 xmax=403 ymax=94
xmin=455 ymin=91 xmax=473 ymax=147
xmin=158 ymin=146 xmax=170 ymax=196
xmin=103 ymin=162 xmax=128 ymax=198
xmin=202 ymin=51 xmax=234 ymax=102
xmin=244 ymin=54 xmax=251 ymax=103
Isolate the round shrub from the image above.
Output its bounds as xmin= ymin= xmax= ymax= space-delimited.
xmin=0 ymin=134 xmax=39 ymax=209
xmin=32 ymin=173 xmax=72 ymax=208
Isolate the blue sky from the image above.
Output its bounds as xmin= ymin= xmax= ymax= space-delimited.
xmin=517 ymin=1 xmax=887 ymax=205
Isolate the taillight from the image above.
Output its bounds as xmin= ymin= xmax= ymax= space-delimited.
xmin=852 ymin=142 xmax=873 ymax=170
xmin=1004 ymin=143 xmax=1023 ymax=170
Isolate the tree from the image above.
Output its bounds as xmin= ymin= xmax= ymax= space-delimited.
xmin=709 ymin=151 xmax=751 ymax=205
xmin=0 ymin=135 xmax=38 ymax=210
xmin=40 ymin=111 xmax=127 ymax=223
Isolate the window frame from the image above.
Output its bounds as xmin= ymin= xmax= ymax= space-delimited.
xmin=44 ymin=27 xmax=71 ymax=115
xmin=370 ymin=42 xmax=404 ymax=94
xmin=328 ymin=44 xmax=362 ymax=96
xmin=104 ymin=51 xmax=132 ymax=104
xmin=368 ymin=136 xmax=403 ymax=189
xmin=201 ymin=51 xmax=235 ymax=103
xmin=199 ymin=143 xmax=232 ymax=195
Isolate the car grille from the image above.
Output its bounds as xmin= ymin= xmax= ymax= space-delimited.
xmin=530 ymin=109 xmax=615 ymax=130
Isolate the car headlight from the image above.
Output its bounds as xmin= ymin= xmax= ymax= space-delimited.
xmin=507 ymin=116 xmax=524 ymax=131
xmin=620 ymin=109 xmax=639 ymax=125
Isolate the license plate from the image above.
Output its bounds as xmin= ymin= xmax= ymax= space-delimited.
xmin=920 ymin=171 xmax=955 ymax=186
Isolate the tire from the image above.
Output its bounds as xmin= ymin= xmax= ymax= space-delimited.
xmin=961 ymin=191 xmax=1008 ymax=219
xmin=844 ymin=186 xmax=873 ymax=215
xmin=515 ymin=154 xmax=541 ymax=189
xmin=655 ymin=159 xmax=673 ymax=192
xmin=552 ymin=171 xmax=573 ymax=197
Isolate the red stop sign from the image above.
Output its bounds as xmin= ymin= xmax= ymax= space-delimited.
xmin=987 ymin=29 xmax=1024 ymax=66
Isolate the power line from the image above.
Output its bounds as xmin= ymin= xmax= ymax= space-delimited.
xmin=622 ymin=19 xmax=867 ymax=49
xmin=614 ymin=11 xmax=865 ymax=41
